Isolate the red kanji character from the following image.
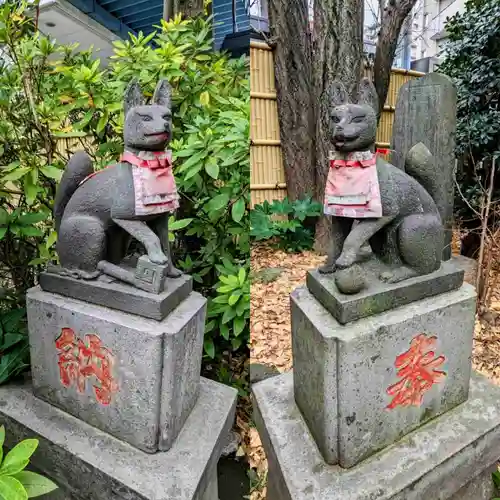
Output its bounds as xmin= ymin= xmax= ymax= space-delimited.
xmin=55 ymin=329 xmax=118 ymax=405
xmin=386 ymin=333 xmax=446 ymax=410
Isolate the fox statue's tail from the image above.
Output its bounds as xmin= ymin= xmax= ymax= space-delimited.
xmin=405 ymin=142 xmax=453 ymax=259
xmin=54 ymin=151 xmax=94 ymax=233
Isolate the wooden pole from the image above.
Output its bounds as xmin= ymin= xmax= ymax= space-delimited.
xmin=163 ymin=0 xmax=172 ymax=20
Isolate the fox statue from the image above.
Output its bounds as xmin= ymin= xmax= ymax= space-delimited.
xmin=52 ymin=79 xmax=182 ymax=280
xmin=319 ymin=78 xmax=446 ymax=285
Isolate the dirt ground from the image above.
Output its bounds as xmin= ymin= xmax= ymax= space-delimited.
xmin=247 ymin=241 xmax=500 ymax=500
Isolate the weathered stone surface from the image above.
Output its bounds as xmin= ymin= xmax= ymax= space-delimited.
xmin=391 ymin=73 xmax=457 ymax=261
xmin=292 ymin=283 xmax=476 ymax=468
xmin=308 ymin=257 xmax=464 ymax=324
xmin=0 ymin=377 xmax=236 ymax=500
xmin=39 ymin=271 xmax=192 ymax=321
xmin=253 ymin=371 xmax=500 ymax=500
xmin=27 ymin=286 xmax=206 ymax=453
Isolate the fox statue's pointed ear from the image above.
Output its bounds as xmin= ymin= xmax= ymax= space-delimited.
xmin=152 ymin=80 xmax=172 ymax=108
xmin=358 ymin=78 xmax=379 ymax=112
xmin=124 ymin=79 xmax=144 ymax=116
xmin=328 ymin=81 xmax=349 ymax=107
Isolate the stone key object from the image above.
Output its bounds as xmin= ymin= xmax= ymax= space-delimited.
xmin=49 ymin=78 xmax=183 ymax=293
xmin=319 ymin=77 xmax=453 ymax=291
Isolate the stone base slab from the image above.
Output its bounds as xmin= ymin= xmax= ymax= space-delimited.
xmin=27 ymin=286 xmax=206 ymax=453
xmin=39 ymin=271 xmax=192 ymax=321
xmin=253 ymin=371 xmax=500 ymax=500
xmin=307 ymin=257 xmax=464 ymax=324
xmin=0 ymin=377 xmax=237 ymax=500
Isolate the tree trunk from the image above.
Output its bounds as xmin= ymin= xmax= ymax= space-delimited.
xmin=374 ymin=0 xmax=417 ymax=117
xmin=268 ymin=0 xmax=316 ymax=202
xmin=312 ymin=0 xmax=364 ymax=253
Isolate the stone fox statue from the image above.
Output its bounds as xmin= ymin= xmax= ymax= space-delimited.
xmin=53 ymin=79 xmax=182 ymax=279
xmin=319 ymin=78 xmax=445 ymax=284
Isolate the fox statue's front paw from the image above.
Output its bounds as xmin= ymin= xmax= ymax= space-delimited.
xmin=318 ymin=262 xmax=336 ymax=274
xmin=335 ymin=250 xmax=358 ymax=269
xmin=148 ymin=250 xmax=168 ymax=265
xmin=167 ymin=265 xmax=183 ymax=278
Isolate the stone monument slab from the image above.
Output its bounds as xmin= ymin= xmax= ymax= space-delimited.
xmin=27 ymin=285 xmax=206 ymax=453
xmin=308 ymin=257 xmax=464 ymax=324
xmin=39 ymin=271 xmax=192 ymax=321
xmin=391 ymin=73 xmax=457 ymax=260
xmin=292 ymin=283 xmax=476 ymax=468
xmin=0 ymin=377 xmax=237 ymax=500
xmin=253 ymin=371 xmax=500 ymax=500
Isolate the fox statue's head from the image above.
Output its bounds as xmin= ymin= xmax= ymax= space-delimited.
xmin=123 ymin=79 xmax=173 ymax=152
xmin=329 ymin=78 xmax=379 ymax=153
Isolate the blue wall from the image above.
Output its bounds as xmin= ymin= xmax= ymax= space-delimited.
xmin=212 ymin=0 xmax=250 ymax=49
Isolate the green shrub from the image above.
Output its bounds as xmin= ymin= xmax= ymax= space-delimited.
xmin=0 ymin=1 xmax=249 ymax=371
xmin=250 ymin=196 xmax=322 ymax=252
xmin=0 ymin=425 xmax=58 ymax=498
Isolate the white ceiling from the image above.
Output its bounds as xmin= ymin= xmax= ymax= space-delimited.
xmin=38 ymin=0 xmax=120 ymax=64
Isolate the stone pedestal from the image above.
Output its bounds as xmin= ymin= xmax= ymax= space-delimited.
xmin=292 ymin=283 xmax=476 ymax=467
xmin=27 ymin=286 xmax=205 ymax=453
xmin=254 ymin=263 xmax=500 ymax=499
xmin=4 ymin=274 xmax=237 ymax=500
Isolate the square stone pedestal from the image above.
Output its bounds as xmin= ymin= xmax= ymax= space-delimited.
xmin=253 ymin=372 xmax=500 ymax=500
xmin=292 ymin=284 xmax=476 ymax=468
xmin=0 ymin=377 xmax=237 ymax=500
xmin=27 ymin=286 xmax=206 ymax=453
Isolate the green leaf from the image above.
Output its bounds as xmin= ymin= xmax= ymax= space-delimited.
xmin=0 ymin=208 xmax=9 ymax=226
xmin=231 ymin=198 xmax=245 ymax=223
xmin=0 ymin=476 xmax=27 ymax=500
xmin=23 ymin=182 xmax=38 ymax=207
xmin=238 ymin=267 xmax=246 ymax=285
xmin=492 ymin=470 xmax=500 ymax=488
xmin=0 ymin=228 xmax=7 ymax=241
xmin=221 ymin=307 xmax=236 ymax=324
xmin=12 ymin=471 xmax=57 ymax=498
xmin=228 ymin=293 xmax=241 ymax=306
xmin=96 ymin=110 xmax=109 ymax=134
xmin=19 ymin=227 xmax=43 ymax=237
xmin=2 ymin=167 xmax=30 ymax=182
xmin=17 ymin=213 xmax=47 ymax=226
xmin=220 ymin=323 xmax=230 ymax=340
xmin=206 ymin=193 xmax=230 ymax=213
xmin=219 ymin=275 xmax=239 ymax=286
xmin=169 ymin=218 xmax=193 ymax=231
xmin=0 ymin=426 xmax=4 ymax=465
xmin=46 ymin=231 xmax=57 ymax=249
xmin=233 ymin=316 xmax=246 ymax=336
xmin=0 ymin=459 xmax=29 ymax=477
xmin=199 ymin=91 xmax=210 ymax=106
xmin=204 ymin=338 xmax=215 ymax=359
xmin=40 ymin=166 xmax=62 ymax=181
xmin=204 ymin=158 xmax=219 ymax=179
xmin=177 ymin=150 xmax=206 ymax=173
xmin=1 ymin=439 xmax=38 ymax=475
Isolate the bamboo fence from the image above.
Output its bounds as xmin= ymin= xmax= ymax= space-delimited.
xmin=250 ymin=39 xmax=425 ymax=207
